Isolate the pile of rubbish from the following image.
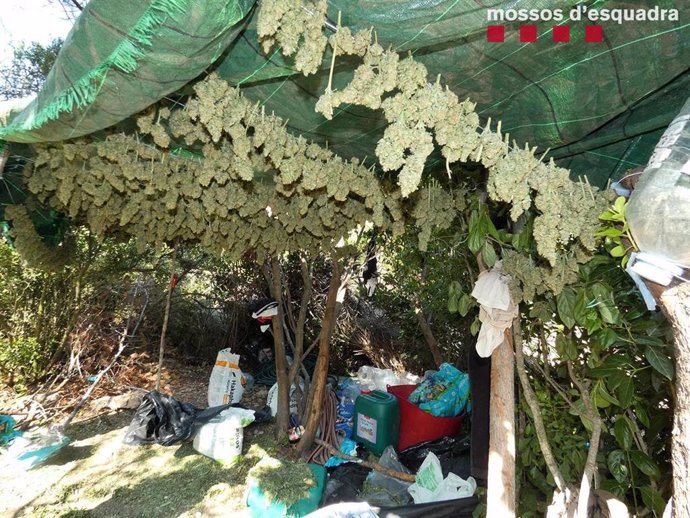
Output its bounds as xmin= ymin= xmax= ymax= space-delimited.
xmin=1 ymin=329 xmax=477 ymax=518
xmin=120 ymin=348 xmax=477 ymax=517
xmin=119 ymin=352 xmax=477 ymax=517
xmin=312 ymin=363 xmax=476 ymax=516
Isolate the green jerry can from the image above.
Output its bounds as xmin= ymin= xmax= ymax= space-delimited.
xmin=353 ymin=390 xmax=400 ymax=455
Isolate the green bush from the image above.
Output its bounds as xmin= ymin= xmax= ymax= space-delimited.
xmin=0 ymin=336 xmax=50 ymax=390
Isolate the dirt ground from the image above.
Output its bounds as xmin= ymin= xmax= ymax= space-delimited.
xmin=0 ymin=355 xmax=288 ymax=518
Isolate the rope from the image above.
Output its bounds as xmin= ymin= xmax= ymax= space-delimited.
xmin=306 ymin=388 xmax=339 ymax=465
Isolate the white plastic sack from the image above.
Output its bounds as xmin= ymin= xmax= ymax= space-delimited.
xmin=208 ymin=349 xmax=245 ymax=406
xmin=266 ymin=380 xmax=304 ymax=417
xmin=304 ymin=502 xmax=378 ymax=518
xmin=192 ymin=407 xmax=255 ymax=462
xmin=471 ymin=263 xmax=512 ymax=310
xmin=356 ymin=366 xmax=420 ymax=392
xmin=408 ymin=452 xmax=477 ymax=504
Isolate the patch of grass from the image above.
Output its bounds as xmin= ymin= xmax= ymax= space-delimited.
xmin=246 ymin=456 xmax=316 ymax=508
xmin=57 ymin=510 xmax=93 ymax=518
xmin=4 ymin=417 xmax=288 ymax=517
xmin=0 ymin=413 xmax=293 ymax=518
xmin=55 ymin=483 xmax=83 ymax=504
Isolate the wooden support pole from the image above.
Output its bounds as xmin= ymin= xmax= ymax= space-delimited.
xmin=486 ymin=327 xmax=516 ymax=518
xmin=155 ymin=245 xmax=176 ymax=391
xmin=660 ymin=283 xmax=690 ymax=518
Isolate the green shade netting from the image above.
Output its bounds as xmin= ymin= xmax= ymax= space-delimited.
xmin=0 ymin=0 xmax=255 ymax=143
xmin=1 ymin=0 xmax=689 ymax=188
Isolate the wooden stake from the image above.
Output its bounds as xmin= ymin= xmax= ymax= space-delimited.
xmin=155 ymin=245 xmax=177 ymax=391
xmin=314 ymin=439 xmax=416 ymax=482
xmin=486 ymin=327 xmax=516 ymax=518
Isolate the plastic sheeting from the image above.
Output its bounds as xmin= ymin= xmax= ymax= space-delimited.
xmin=0 ymin=0 xmax=254 ymax=143
xmin=627 ymin=96 xmax=690 ymax=267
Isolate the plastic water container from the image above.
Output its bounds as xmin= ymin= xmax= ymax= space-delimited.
xmin=353 ymin=390 xmax=399 ymax=455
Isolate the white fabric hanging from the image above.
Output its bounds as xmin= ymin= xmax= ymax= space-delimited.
xmin=471 ymin=262 xmax=518 ymax=357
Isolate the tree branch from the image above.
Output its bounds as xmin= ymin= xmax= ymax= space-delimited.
xmin=155 ymin=245 xmax=176 ymax=391
xmin=66 ymin=0 xmax=84 ymax=11
xmin=314 ymin=439 xmax=415 ymax=482
xmin=270 ymin=256 xmax=291 ymax=438
xmin=513 ymin=320 xmax=567 ymax=491
xmin=567 ymin=360 xmax=603 ymax=518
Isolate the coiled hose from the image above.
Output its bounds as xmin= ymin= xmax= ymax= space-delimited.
xmin=306 ymin=388 xmax=339 ymax=464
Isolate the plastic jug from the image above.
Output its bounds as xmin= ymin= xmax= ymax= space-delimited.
xmin=353 ymin=390 xmax=399 ymax=455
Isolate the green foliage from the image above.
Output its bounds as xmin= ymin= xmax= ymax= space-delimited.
xmin=517 ymin=378 xmax=588 ymax=517
xmin=598 ymin=196 xmax=638 ymax=267
xmin=0 ymin=236 xmax=70 ymax=387
xmin=0 ymin=39 xmax=62 ymax=100
xmin=0 ymin=337 xmax=46 ymax=391
xmin=518 ymin=255 xmax=673 ymax=515
xmin=372 ymin=223 xmax=477 ymax=369
xmin=0 ymin=228 xmax=169 ymax=388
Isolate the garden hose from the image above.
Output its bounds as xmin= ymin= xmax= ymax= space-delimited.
xmin=255 ymin=356 xmax=319 ymax=386
xmin=306 ymin=388 xmax=339 ymax=465
xmin=255 ymin=360 xmax=277 ymax=386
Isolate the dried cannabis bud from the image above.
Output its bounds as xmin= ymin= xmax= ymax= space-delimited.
xmin=257 ymin=0 xmax=329 ymax=76
xmin=4 ymin=204 xmax=73 ymax=271
xmin=26 ymin=74 xmax=449 ymax=262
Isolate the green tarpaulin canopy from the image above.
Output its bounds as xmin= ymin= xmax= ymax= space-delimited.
xmin=1 ymin=0 xmax=689 ymax=188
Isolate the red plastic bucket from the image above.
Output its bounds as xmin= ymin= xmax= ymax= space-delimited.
xmin=387 ymin=384 xmax=464 ymax=451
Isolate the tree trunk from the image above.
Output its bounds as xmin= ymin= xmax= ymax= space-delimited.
xmin=290 ymin=256 xmax=312 ymax=418
xmin=660 ymin=282 xmax=690 ymax=518
xmin=298 ymin=260 xmax=343 ymax=456
xmin=269 ymin=257 xmax=291 ymax=439
xmin=413 ymin=300 xmax=443 ymax=368
xmin=486 ymin=327 xmax=516 ymax=518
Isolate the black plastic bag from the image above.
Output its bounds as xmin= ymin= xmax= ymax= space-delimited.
xmin=398 ymin=435 xmax=471 ymax=478
xmin=379 ymin=495 xmax=478 ymax=518
xmin=252 ymin=405 xmax=273 ymax=425
xmin=322 ymin=463 xmax=371 ymax=505
xmin=123 ymin=391 xmax=231 ymax=446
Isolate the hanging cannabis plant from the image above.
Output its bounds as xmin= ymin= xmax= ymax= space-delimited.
xmin=257 ymin=0 xmax=613 ymax=299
